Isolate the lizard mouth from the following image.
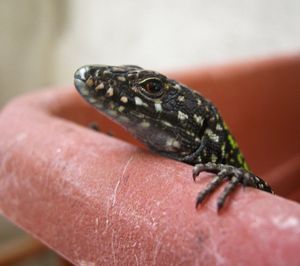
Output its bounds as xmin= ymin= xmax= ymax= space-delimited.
xmin=74 ymin=65 xmax=94 ymax=98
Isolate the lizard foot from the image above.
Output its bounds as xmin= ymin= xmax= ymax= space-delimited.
xmin=192 ymin=163 xmax=273 ymax=211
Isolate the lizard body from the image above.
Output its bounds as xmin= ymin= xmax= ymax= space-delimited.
xmin=74 ymin=65 xmax=273 ymax=210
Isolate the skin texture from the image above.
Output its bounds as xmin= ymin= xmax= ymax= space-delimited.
xmin=74 ymin=65 xmax=273 ymax=210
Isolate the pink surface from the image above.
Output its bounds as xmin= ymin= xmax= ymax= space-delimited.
xmin=0 ymin=55 xmax=299 ymax=265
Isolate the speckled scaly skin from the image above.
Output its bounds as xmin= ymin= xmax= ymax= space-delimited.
xmin=74 ymin=65 xmax=273 ymax=211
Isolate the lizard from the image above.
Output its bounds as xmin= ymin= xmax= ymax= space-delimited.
xmin=74 ymin=64 xmax=274 ymax=211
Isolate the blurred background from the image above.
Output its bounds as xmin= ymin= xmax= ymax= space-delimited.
xmin=0 ymin=0 xmax=299 ymax=265
xmin=1 ymin=0 xmax=300 ymax=107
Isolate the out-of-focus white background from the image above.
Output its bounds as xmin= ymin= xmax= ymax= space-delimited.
xmin=0 ymin=0 xmax=300 ymax=107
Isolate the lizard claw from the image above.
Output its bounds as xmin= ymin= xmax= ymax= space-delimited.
xmin=193 ymin=163 xmax=221 ymax=181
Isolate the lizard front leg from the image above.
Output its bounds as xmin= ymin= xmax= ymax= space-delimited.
xmin=193 ymin=163 xmax=274 ymax=211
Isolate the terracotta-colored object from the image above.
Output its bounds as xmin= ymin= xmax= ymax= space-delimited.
xmin=0 ymin=54 xmax=299 ymax=265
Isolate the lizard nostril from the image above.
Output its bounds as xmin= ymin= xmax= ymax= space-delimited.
xmin=74 ymin=66 xmax=93 ymax=94
xmin=74 ymin=65 xmax=91 ymax=81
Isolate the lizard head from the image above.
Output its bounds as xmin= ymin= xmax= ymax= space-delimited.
xmin=74 ymin=65 xmax=211 ymax=161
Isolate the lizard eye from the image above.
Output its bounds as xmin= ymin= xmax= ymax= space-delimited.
xmin=139 ymin=78 xmax=164 ymax=98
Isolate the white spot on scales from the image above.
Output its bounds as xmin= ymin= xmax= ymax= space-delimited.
xmin=117 ymin=76 xmax=126 ymax=82
xmin=139 ymin=121 xmax=151 ymax=128
xmin=174 ymin=84 xmax=181 ymax=90
xmin=211 ymin=154 xmax=218 ymax=163
xmin=134 ymin=96 xmax=148 ymax=107
xmin=193 ymin=114 xmax=204 ymax=125
xmin=154 ymin=102 xmax=162 ymax=112
xmin=118 ymin=106 xmax=125 ymax=112
xmin=206 ymin=129 xmax=220 ymax=142
xmin=177 ymin=95 xmax=185 ymax=102
xmin=166 ymin=138 xmax=181 ymax=149
xmin=178 ymin=111 xmax=188 ymax=121
xmin=161 ymin=121 xmax=172 ymax=127
xmin=134 ymin=96 xmax=143 ymax=106
xmin=216 ymin=123 xmax=223 ymax=131
xmin=106 ymin=87 xmax=114 ymax=97
xmin=95 ymin=83 xmax=105 ymax=91
xmin=120 ymin=96 xmax=128 ymax=103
